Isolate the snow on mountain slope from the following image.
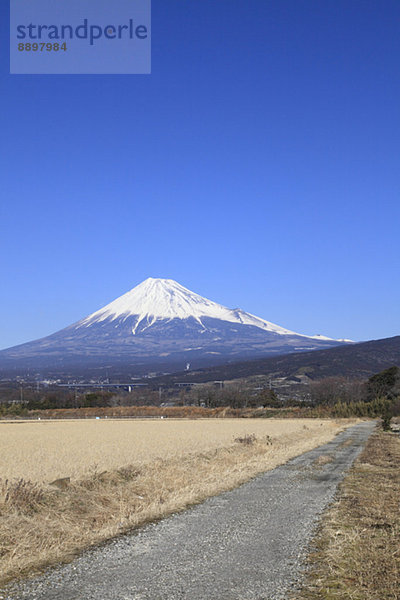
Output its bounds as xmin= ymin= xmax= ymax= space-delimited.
xmin=77 ymin=278 xmax=339 ymax=341
xmin=0 ymin=277 xmax=351 ymax=376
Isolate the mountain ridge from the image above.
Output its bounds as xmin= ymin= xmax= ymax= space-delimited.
xmin=0 ymin=278 xmax=350 ymax=377
xmin=146 ymin=335 xmax=400 ymax=386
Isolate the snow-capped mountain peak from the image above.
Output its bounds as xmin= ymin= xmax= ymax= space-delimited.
xmin=78 ymin=277 xmax=297 ymax=336
xmin=75 ymin=277 xmax=345 ymax=342
xmin=0 ymin=277 xmax=350 ymax=375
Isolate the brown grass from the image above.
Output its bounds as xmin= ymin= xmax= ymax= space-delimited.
xmin=0 ymin=418 xmax=355 ymax=588
xmin=312 ymin=454 xmax=334 ymax=468
xmin=0 ymin=418 xmax=349 ymax=482
xmin=2 ymin=403 xmax=350 ymax=421
xmin=293 ymin=430 xmax=400 ymax=600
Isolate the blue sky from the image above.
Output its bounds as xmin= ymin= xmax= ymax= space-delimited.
xmin=1 ymin=0 xmax=399 ymax=349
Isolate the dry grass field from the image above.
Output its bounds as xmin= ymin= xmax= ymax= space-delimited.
xmin=294 ymin=430 xmax=400 ymax=600
xmin=0 ymin=418 xmax=349 ymax=483
xmin=0 ymin=418 xmax=356 ymax=587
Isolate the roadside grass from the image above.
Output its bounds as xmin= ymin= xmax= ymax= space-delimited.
xmin=294 ymin=429 xmax=400 ymax=600
xmin=0 ymin=419 xmax=352 ymax=588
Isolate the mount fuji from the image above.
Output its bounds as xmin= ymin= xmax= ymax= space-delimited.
xmin=0 ymin=278 xmax=350 ymax=377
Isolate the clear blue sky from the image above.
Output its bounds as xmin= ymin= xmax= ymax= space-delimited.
xmin=1 ymin=0 xmax=399 ymax=349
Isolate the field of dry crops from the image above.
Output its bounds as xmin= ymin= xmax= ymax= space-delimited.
xmin=0 ymin=418 xmax=356 ymax=587
xmin=1 ymin=418 xmax=348 ymax=483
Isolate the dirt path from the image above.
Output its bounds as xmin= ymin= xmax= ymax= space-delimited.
xmin=5 ymin=421 xmax=375 ymax=600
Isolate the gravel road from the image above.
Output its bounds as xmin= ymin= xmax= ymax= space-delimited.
xmin=5 ymin=421 xmax=375 ymax=600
